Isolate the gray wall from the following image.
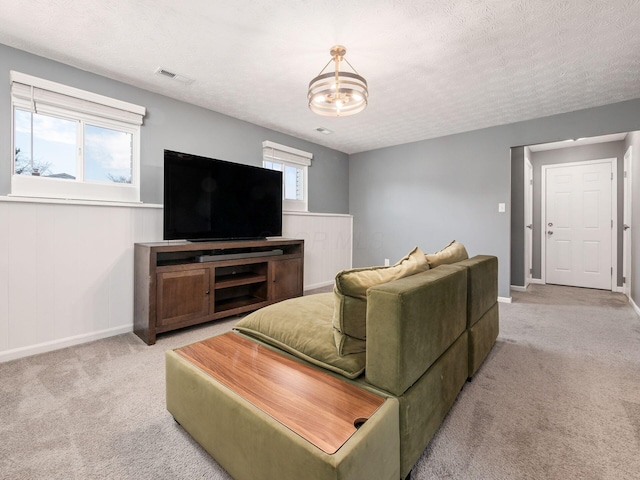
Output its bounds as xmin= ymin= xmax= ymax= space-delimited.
xmin=0 ymin=44 xmax=349 ymax=212
xmin=350 ymin=99 xmax=640 ymax=299
xmin=510 ymin=147 xmax=525 ymax=286
xmin=529 ymin=142 xmax=626 ymax=285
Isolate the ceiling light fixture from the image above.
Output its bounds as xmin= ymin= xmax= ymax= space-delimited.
xmin=308 ymin=45 xmax=368 ymax=117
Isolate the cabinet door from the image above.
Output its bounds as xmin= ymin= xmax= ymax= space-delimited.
xmin=271 ymin=258 xmax=303 ymax=301
xmin=157 ymin=268 xmax=210 ymax=328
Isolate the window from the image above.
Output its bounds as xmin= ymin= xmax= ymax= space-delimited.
xmin=262 ymin=141 xmax=312 ymax=211
xmin=10 ymin=71 xmax=146 ymax=203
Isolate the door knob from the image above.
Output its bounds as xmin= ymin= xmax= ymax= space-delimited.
xmin=526 ymin=224 xmax=533 ymax=229
xmin=547 ymin=230 xmax=554 ymax=235
xmin=623 ymin=224 xmax=630 ymax=231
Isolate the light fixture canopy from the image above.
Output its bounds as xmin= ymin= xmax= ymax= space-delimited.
xmin=308 ymin=45 xmax=368 ymax=117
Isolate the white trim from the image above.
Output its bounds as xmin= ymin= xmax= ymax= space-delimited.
xmin=541 ymin=158 xmax=617 ymax=290
xmin=524 ymin=153 xmax=534 ymax=288
xmin=304 ymin=280 xmax=335 ymax=291
xmin=529 ymin=278 xmax=545 ymax=284
xmin=630 ymin=296 xmax=640 ymax=318
xmin=11 ymin=174 xmax=141 ymax=203
xmin=510 ymin=285 xmax=527 ymax=292
xmin=283 ymin=211 xmax=352 ymax=218
xmin=498 ymin=296 xmax=512 ymax=303
xmin=623 ymin=146 xmax=633 ymax=297
xmin=612 ymin=285 xmax=625 ymax=293
xmin=0 ymin=324 xmax=132 ymax=363
xmin=0 ymin=195 xmax=161 ymax=208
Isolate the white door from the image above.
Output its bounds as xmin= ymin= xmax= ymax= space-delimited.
xmin=623 ymin=147 xmax=632 ymax=296
xmin=545 ymin=161 xmax=613 ymax=290
xmin=524 ymin=157 xmax=533 ymax=287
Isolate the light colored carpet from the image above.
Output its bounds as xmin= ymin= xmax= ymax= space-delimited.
xmin=1 ymin=285 xmax=639 ymax=479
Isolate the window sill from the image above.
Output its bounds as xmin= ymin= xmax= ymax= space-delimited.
xmin=0 ymin=195 xmax=162 ymax=209
xmin=283 ymin=211 xmax=352 ymax=218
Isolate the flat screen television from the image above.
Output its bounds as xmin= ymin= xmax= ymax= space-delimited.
xmin=163 ymin=150 xmax=283 ymax=241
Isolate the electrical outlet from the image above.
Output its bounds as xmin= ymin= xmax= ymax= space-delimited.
xmin=384 ymin=258 xmax=390 ymax=266
xmin=498 ymin=203 xmax=506 ymax=213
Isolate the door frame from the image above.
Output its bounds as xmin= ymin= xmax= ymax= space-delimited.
xmin=623 ymin=146 xmax=633 ymax=297
xmin=540 ymin=158 xmax=618 ymax=289
xmin=524 ymin=154 xmax=533 ymax=288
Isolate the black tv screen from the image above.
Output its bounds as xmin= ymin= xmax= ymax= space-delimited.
xmin=163 ymin=150 xmax=283 ymax=241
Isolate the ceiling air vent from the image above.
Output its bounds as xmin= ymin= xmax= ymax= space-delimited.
xmin=154 ymin=67 xmax=194 ymax=85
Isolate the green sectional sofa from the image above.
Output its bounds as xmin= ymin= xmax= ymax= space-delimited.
xmin=166 ymin=247 xmax=499 ymax=480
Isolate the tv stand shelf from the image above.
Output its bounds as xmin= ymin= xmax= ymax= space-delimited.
xmin=215 ymin=272 xmax=267 ymax=289
xmin=134 ymin=238 xmax=304 ymax=345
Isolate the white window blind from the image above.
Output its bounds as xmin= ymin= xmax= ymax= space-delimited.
xmin=262 ymin=140 xmax=312 ymax=166
xmin=10 ymin=71 xmax=145 ymax=125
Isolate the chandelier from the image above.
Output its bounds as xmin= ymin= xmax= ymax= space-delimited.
xmin=307 ymin=45 xmax=368 ymax=117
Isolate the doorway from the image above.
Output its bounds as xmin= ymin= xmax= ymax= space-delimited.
xmin=510 ymin=132 xmax=632 ymax=293
xmin=541 ymin=159 xmax=616 ymax=290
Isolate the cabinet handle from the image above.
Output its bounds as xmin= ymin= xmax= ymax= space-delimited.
xmin=205 ymin=290 xmax=210 ymax=295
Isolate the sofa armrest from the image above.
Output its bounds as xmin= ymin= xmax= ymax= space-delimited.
xmin=456 ymin=255 xmax=498 ymax=327
xmin=365 ymin=265 xmax=467 ymax=396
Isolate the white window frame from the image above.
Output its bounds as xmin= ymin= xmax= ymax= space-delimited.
xmin=262 ymin=140 xmax=312 ymax=212
xmin=10 ymin=71 xmax=146 ymax=203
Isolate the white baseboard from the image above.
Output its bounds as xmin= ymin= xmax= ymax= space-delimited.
xmin=612 ymin=285 xmax=625 ymax=293
xmin=304 ymin=280 xmax=334 ymax=291
xmin=498 ymin=296 xmax=512 ymax=304
xmin=510 ymin=285 xmax=527 ymax=292
xmin=630 ymin=297 xmax=640 ymax=318
xmin=0 ymin=324 xmax=133 ymax=363
xmin=529 ymin=278 xmax=545 ymax=284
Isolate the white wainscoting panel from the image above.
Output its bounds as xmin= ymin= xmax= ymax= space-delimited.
xmin=0 ymin=202 xmax=9 ymax=352
xmin=0 ymin=197 xmax=163 ymax=362
xmin=282 ymin=212 xmax=353 ymax=290
xmin=0 ymin=202 xmax=352 ymax=361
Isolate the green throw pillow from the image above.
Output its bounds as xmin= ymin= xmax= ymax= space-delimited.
xmin=332 ymin=246 xmax=430 ymax=343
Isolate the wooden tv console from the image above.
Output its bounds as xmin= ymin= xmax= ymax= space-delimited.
xmin=134 ymin=238 xmax=304 ymax=345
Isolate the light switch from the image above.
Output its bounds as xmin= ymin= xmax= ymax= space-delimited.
xmin=498 ymin=203 xmax=506 ymax=213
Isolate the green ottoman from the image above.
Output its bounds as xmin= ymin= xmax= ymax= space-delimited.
xmin=166 ymin=333 xmax=400 ymax=480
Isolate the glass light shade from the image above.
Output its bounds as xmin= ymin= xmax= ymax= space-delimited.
xmin=307 ymin=46 xmax=368 ymax=117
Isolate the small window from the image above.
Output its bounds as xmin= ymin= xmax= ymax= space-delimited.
xmin=10 ymin=71 xmax=145 ymax=203
xmin=262 ymin=141 xmax=312 ymax=211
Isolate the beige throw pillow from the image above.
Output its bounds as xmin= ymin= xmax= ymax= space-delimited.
xmin=425 ymin=240 xmax=469 ymax=268
xmin=332 ymin=247 xmax=430 ymax=346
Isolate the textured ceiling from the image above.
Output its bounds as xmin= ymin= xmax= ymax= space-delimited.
xmin=1 ymin=0 xmax=639 ymax=154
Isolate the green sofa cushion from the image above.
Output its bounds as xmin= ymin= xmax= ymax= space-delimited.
xmin=333 ymin=247 xmax=430 ymax=342
xmin=425 ymin=240 xmax=468 ymax=268
xmin=333 ymin=329 xmax=367 ymax=355
xmin=234 ymin=293 xmax=365 ymax=379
